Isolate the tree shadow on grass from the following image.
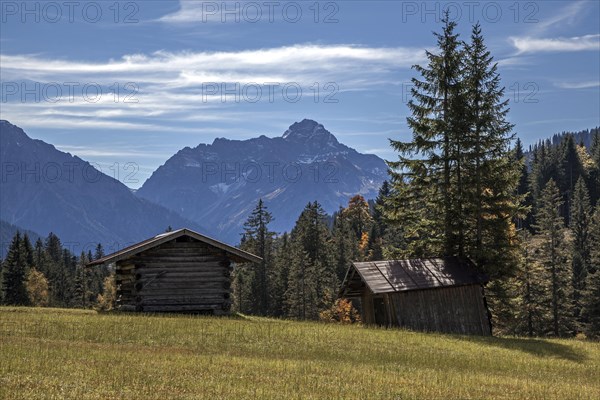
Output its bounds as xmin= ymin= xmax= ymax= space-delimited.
xmin=459 ymin=335 xmax=588 ymax=363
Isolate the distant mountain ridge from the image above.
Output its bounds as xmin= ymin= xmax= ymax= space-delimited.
xmin=0 ymin=220 xmax=41 ymax=258
xmin=136 ymin=119 xmax=389 ymax=243
xmin=0 ymin=120 xmax=206 ymax=254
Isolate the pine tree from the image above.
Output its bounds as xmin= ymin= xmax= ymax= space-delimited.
xmin=514 ymin=138 xmax=533 ymax=230
xmin=582 ymin=204 xmax=600 ymax=337
xmin=341 ymin=195 xmax=373 ymax=242
xmin=462 ymin=22 xmax=521 ymax=280
xmin=560 ymin=135 xmax=584 ymax=224
xmin=73 ymin=252 xmax=90 ymax=308
xmin=269 ymin=233 xmax=291 ymax=317
xmin=589 ymin=131 xmax=600 ymax=205
xmin=22 ymin=234 xmax=34 ymax=267
xmin=287 ymin=201 xmax=337 ymax=319
xmin=232 ymin=264 xmax=256 ymax=315
xmin=285 ymin=242 xmax=318 ymax=319
xmin=530 ymin=142 xmax=561 ymax=221
xmin=570 ymin=177 xmax=592 ymax=325
xmin=387 ymin=12 xmax=465 ymax=257
xmin=240 ymin=199 xmax=275 ymax=315
xmin=332 ymin=208 xmax=355 ymax=281
xmin=94 ymin=243 xmax=104 ymax=260
xmin=1 ymin=232 xmax=30 ymax=305
xmin=534 ymin=179 xmax=573 ymax=336
xmin=367 ymin=181 xmax=391 ymax=260
xmin=511 ymin=231 xmax=551 ymax=336
xmin=44 ymin=233 xmax=62 ymax=264
xmin=371 ymin=180 xmax=390 ymax=238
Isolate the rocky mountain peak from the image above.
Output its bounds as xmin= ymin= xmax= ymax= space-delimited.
xmin=282 ymin=119 xmax=340 ymax=148
xmin=0 ymin=120 xmax=29 ymax=146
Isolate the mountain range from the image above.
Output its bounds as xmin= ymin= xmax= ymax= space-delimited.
xmin=0 ymin=120 xmax=204 ymax=255
xmin=137 ymin=119 xmax=389 ymax=242
xmin=0 ymin=119 xmax=389 ymax=250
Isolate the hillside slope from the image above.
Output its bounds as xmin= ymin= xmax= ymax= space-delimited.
xmin=0 ymin=120 xmax=206 ymax=253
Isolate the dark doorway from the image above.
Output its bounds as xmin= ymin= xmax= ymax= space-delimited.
xmin=373 ymin=297 xmax=387 ymax=326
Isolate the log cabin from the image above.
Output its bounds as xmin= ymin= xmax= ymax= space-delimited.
xmin=88 ymin=228 xmax=261 ymax=314
xmin=340 ymin=257 xmax=492 ymax=335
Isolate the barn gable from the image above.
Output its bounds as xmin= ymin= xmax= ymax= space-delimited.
xmin=340 ymin=257 xmax=492 ymax=335
xmin=88 ymin=228 xmax=261 ymax=266
xmin=88 ymin=228 xmax=261 ymax=314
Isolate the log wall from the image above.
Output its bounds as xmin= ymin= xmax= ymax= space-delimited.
xmin=114 ymin=238 xmax=233 ymax=314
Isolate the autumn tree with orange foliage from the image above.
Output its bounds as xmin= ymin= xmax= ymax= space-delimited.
xmin=320 ymin=298 xmax=362 ymax=324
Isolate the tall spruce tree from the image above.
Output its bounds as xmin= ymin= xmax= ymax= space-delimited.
xmin=287 ymin=201 xmax=336 ymax=319
xmin=534 ymin=179 xmax=573 ymax=336
xmin=513 ymin=231 xmax=547 ymax=336
xmin=570 ymin=177 xmax=592 ymax=324
xmin=387 ymin=12 xmax=464 ymax=258
xmin=73 ymin=252 xmax=90 ymax=308
xmin=582 ymin=203 xmax=600 ymax=337
xmin=285 ymin=242 xmax=318 ymax=320
xmin=94 ymin=243 xmax=104 ymax=260
xmin=239 ymin=199 xmax=275 ymax=315
xmin=463 ymin=22 xmax=521 ymax=279
xmin=269 ymin=233 xmax=291 ymax=317
xmin=560 ymin=135 xmax=584 ymax=221
xmin=590 ymin=131 xmax=600 ymax=206
xmin=341 ymin=195 xmax=374 ymax=242
xmin=332 ymin=208 xmax=355 ymax=281
xmin=1 ymin=232 xmax=30 ymax=305
xmin=368 ymin=181 xmax=391 ymax=260
xmin=514 ymin=138 xmax=533 ymax=230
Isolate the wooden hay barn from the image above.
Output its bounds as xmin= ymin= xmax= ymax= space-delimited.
xmin=88 ymin=228 xmax=261 ymax=314
xmin=340 ymin=257 xmax=492 ymax=335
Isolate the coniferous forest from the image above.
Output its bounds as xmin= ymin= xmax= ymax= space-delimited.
xmin=2 ymin=17 xmax=599 ymax=339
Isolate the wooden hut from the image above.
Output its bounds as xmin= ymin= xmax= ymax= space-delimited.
xmin=88 ymin=228 xmax=261 ymax=314
xmin=340 ymin=257 xmax=492 ymax=335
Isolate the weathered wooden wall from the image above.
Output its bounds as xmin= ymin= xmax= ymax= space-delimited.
xmin=114 ymin=238 xmax=233 ymax=314
xmin=360 ymin=285 xmax=491 ymax=335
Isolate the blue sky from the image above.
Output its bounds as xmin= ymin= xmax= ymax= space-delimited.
xmin=1 ymin=0 xmax=599 ymax=188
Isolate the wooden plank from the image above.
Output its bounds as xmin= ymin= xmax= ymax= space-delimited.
xmin=138 ymin=298 xmax=226 ymax=306
xmin=136 ymin=287 xmax=229 ymax=295
xmin=137 ymin=276 xmax=229 ymax=284
xmin=127 ymin=256 xmax=224 ymax=263
xmin=141 ymin=304 xmax=222 ymax=312
xmin=134 ymin=261 xmax=225 ymax=269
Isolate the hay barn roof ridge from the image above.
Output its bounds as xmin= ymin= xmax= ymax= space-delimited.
xmin=87 ymin=228 xmax=262 ymax=266
xmin=341 ymin=257 xmax=488 ymax=296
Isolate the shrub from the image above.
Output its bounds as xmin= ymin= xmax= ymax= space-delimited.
xmin=319 ymin=298 xmax=361 ymax=324
xmin=26 ymin=268 xmax=49 ymax=307
xmin=95 ymin=274 xmax=116 ymax=312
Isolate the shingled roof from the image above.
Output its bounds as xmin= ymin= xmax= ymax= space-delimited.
xmin=88 ymin=228 xmax=262 ymax=266
xmin=340 ymin=257 xmax=488 ymax=297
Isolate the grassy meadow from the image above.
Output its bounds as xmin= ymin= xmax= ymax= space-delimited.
xmin=0 ymin=307 xmax=599 ymax=399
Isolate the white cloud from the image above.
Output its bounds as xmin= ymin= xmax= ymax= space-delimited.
xmin=507 ymin=1 xmax=598 ymax=56
xmin=0 ymin=44 xmax=423 ymax=131
xmin=510 ymin=34 xmax=600 ymax=54
xmin=159 ymin=1 xmax=218 ymax=23
xmin=1 ymin=45 xmax=423 ymax=77
xmin=531 ymin=1 xmax=588 ymax=35
xmin=55 ymin=146 xmax=166 ymax=158
xmin=555 ymin=80 xmax=600 ymax=89
xmin=158 ymin=1 xmax=286 ymax=24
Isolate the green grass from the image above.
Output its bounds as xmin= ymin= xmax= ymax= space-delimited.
xmin=0 ymin=307 xmax=599 ymax=399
